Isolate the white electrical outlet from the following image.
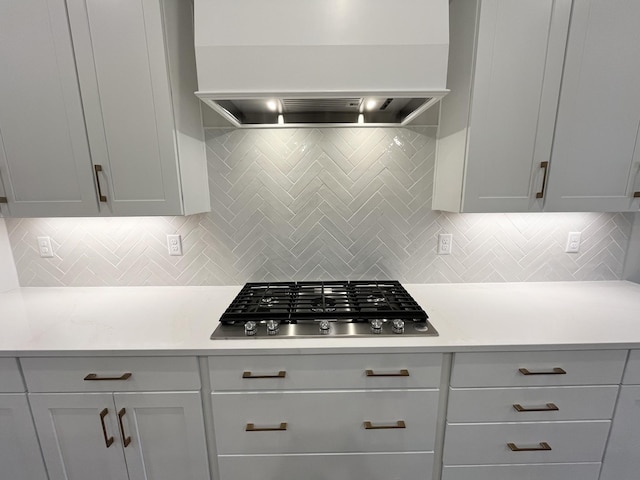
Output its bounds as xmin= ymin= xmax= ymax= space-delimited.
xmin=565 ymin=231 xmax=582 ymax=253
xmin=437 ymin=233 xmax=453 ymax=255
xmin=167 ymin=234 xmax=183 ymax=256
xmin=37 ymin=236 xmax=54 ymax=258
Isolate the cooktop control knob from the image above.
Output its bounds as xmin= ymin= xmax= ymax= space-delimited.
xmin=370 ymin=319 xmax=383 ymax=334
xmin=266 ymin=320 xmax=279 ymax=336
xmin=319 ymin=320 xmax=330 ymax=335
xmin=244 ymin=321 xmax=257 ymax=336
xmin=392 ymin=319 xmax=405 ymax=334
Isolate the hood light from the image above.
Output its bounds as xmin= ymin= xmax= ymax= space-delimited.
xmin=358 ymin=114 xmax=365 ymax=124
xmin=277 ymin=114 xmax=284 ymax=125
xmin=366 ymin=100 xmax=377 ymax=111
xmin=266 ymin=100 xmax=278 ymax=111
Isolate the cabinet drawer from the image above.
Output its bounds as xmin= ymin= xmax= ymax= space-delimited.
xmin=219 ymin=452 xmax=434 ymax=480
xmin=451 ymin=351 xmax=626 ymax=387
xmin=442 ymin=463 xmax=601 ymax=480
xmin=212 ymin=390 xmax=439 ymax=454
xmin=0 ymin=358 xmax=24 ymax=392
xmin=209 ymin=353 xmax=442 ymax=391
xmin=448 ymin=386 xmax=618 ymax=422
xmin=623 ymin=349 xmax=640 ymax=384
xmin=444 ymin=421 xmax=610 ymax=465
xmin=21 ymin=356 xmax=200 ymax=392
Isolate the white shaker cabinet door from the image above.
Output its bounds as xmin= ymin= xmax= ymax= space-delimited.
xmin=0 ymin=394 xmax=48 ymax=480
xmin=600 ymin=385 xmax=640 ymax=480
xmin=113 ymin=392 xmax=210 ymax=480
xmin=65 ymin=0 xmax=189 ymax=216
xmin=545 ymin=0 xmax=640 ymax=212
xmin=0 ymin=0 xmax=99 ymax=217
xmin=29 ymin=393 xmax=129 ymax=480
xmin=434 ymin=0 xmax=571 ymax=212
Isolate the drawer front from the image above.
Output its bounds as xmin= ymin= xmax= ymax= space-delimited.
xmin=444 ymin=421 xmax=610 ymax=465
xmin=21 ymin=356 xmax=200 ymax=392
xmin=209 ymin=353 xmax=442 ymax=391
xmin=219 ymin=452 xmax=434 ymax=480
xmin=212 ymin=390 xmax=439 ymax=454
xmin=0 ymin=358 xmax=24 ymax=393
xmin=442 ymin=463 xmax=601 ymax=480
xmin=448 ymin=386 xmax=618 ymax=422
xmin=451 ymin=350 xmax=626 ymax=387
xmin=623 ymin=349 xmax=640 ymax=384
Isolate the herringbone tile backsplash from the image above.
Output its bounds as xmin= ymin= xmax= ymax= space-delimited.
xmin=5 ymin=127 xmax=633 ymax=286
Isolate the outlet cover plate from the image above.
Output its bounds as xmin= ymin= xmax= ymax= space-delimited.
xmin=167 ymin=234 xmax=183 ymax=256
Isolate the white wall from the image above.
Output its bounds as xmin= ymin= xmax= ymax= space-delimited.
xmin=0 ymin=218 xmax=19 ymax=291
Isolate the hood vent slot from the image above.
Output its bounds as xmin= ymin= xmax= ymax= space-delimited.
xmin=282 ymin=99 xmax=362 ymax=113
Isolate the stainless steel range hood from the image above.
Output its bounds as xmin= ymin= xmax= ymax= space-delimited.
xmin=193 ymin=0 xmax=450 ymax=127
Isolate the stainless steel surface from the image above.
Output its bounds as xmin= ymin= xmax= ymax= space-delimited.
xmin=211 ymin=319 xmax=438 ymax=339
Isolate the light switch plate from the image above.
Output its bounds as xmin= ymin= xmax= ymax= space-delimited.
xmin=37 ymin=236 xmax=54 ymax=258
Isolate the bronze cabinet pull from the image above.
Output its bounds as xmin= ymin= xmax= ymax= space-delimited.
xmin=363 ymin=420 xmax=406 ymax=430
xmin=117 ymin=408 xmax=132 ymax=447
xmin=99 ymin=408 xmax=114 ymax=448
xmin=634 ymin=191 xmax=640 ymax=198
xmin=245 ymin=422 xmax=287 ymax=432
xmin=94 ymin=164 xmax=107 ymax=202
xmin=365 ymin=369 xmax=410 ymax=377
xmin=518 ymin=367 xmax=566 ymax=376
xmin=84 ymin=373 xmax=132 ymax=381
xmin=536 ymin=161 xmax=549 ymax=199
xmin=507 ymin=441 xmax=552 ymax=452
xmin=0 ymin=196 xmax=7 ymax=203
xmin=242 ymin=371 xmax=286 ymax=379
xmin=513 ymin=402 xmax=559 ymax=412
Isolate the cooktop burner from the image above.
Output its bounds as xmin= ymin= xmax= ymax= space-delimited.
xmin=211 ymin=280 xmax=438 ymax=338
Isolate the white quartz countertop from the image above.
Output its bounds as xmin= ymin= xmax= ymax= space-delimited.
xmin=1 ymin=281 xmax=640 ymax=356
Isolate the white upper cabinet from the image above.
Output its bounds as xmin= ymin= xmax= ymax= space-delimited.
xmin=433 ymin=0 xmax=571 ymax=212
xmin=0 ymin=0 xmax=100 ymax=217
xmin=66 ymin=0 xmax=210 ymax=216
xmin=545 ymin=0 xmax=640 ymax=212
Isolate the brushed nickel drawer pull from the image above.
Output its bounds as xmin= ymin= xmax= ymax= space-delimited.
xmin=94 ymin=164 xmax=107 ymax=202
xmin=365 ymin=369 xmax=410 ymax=377
xmin=99 ymin=408 xmax=114 ymax=448
xmin=364 ymin=420 xmax=406 ymax=430
xmin=536 ymin=161 xmax=549 ymax=199
xmin=508 ymin=441 xmax=552 ymax=452
xmin=84 ymin=373 xmax=132 ymax=381
xmin=242 ymin=371 xmax=286 ymax=379
xmin=513 ymin=402 xmax=559 ymax=412
xmin=117 ymin=408 xmax=132 ymax=447
xmin=518 ymin=367 xmax=566 ymax=376
xmin=246 ymin=422 xmax=287 ymax=432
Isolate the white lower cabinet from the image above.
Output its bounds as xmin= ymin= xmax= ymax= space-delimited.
xmin=209 ymin=353 xmax=443 ymax=480
xmin=218 ymin=452 xmax=434 ymax=480
xmin=0 ymin=394 xmax=49 ymax=480
xmin=30 ymin=392 xmax=209 ymax=480
xmin=442 ymin=463 xmax=602 ymax=480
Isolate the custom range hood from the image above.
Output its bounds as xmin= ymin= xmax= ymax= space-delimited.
xmin=194 ymin=0 xmax=449 ymax=127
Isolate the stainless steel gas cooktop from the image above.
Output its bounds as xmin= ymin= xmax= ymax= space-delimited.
xmin=211 ymin=281 xmax=438 ymax=339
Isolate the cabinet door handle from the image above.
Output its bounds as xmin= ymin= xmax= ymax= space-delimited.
xmin=363 ymin=420 xmax=406 ymax=430
xmin=84 ymin=373 xmax=133 ymax=381
xmin=365 ymin=369 xmax=410 ymax=377
xmin=507 ymin=441 xmax=552 ymax=452
xmin=94 ymin=164 xmax=107 ymax=202
xmin=246 ymin=422 xmax=288 ymax=432
xmin=99 ymin=408 xmax=114 ymax=448
xmin=117 ymin=408 xmax=132 ymax=447
xmin=518 ymin=367 xmax=566 ymax=376
xmin=242 ymin=371 xmax=286 ymax=379
xmin=634 ymin=191 xmax=640 ymax=198
xmin=535 ymin=161 xmax=549 ymax=199
xmin=0 ymin=196 xmax=7 ymax=204
xmin=513 ymin=402 xmax=559 ymax=412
